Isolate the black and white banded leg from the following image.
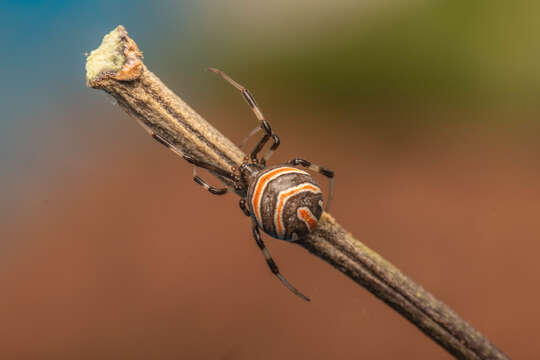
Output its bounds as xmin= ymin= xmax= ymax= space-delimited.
xmin=208 ymin=68 xmax=280 ymax=164
xmin=237 ymin=127 xmax=279 ymax=165
xmin=193 ymin=167 xmax=228 ymax=195
xmin=262 ymin=134 xmax=280 ymax=165
xmin=151 ymin=133 xmax=233 ymax=195
xmin=251 ymin=223 xmax=310 ymax=302
xmin=130 ymin=116 xmax=234 ymax=195
xmin=190 ymin=163 xmax=230 ymax=195
xmin=288 ymin=158 xmax=335 ymax=211
xmin=239 ymin=199 xmax=250 ymax=217
xmin=238 ymin=125 xmax=261 ymax=150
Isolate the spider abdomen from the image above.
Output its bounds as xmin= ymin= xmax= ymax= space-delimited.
xmin=248 ymin=166 xmax=323 ymax=241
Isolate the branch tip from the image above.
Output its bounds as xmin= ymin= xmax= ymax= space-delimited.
xmin=85 ymin=25 xmax=143 ymax=86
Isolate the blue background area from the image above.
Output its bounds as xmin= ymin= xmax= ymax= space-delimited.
xmin=0 ymin=1 xmax=191 ymax=191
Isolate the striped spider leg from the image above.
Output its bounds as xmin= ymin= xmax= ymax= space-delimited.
xmin=131 ymin=116 xmax=235 ymax=195
xmin=151 ymin=133 xmax=235 ymax=195
xmin=239 ymin=125 xmax=261 ymax=149
xmin=208 ymin=68 xmax=280 ymax=165
xmin=287 ymin=158 xmax=335 ymax=212
xmin=239 ymin=198 xmax=310 ymax=302
xmin=134 ymin=113 xmax=236 ymax=195
xmin=238 ymin=127 xmax=281 ymax=165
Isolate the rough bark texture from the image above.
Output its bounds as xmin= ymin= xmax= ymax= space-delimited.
xmin=85 ymin=26 xmax=511 ymax=360
xmin=299 ymin=213 xmax=507 ymax=360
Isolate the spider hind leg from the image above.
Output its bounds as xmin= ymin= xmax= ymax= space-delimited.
xmin=251 ymin=224 xmax=310 ymax=302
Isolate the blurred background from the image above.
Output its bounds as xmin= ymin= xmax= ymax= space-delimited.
xmin=1 ymin=1 xmax=539 ymax=359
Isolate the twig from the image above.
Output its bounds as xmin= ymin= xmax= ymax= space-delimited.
xmin=85 ymin=26 xmax=511 ymax=360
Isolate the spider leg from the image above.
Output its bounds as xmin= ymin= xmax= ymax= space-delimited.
xmin=251 ymin=223 xmax=310 ymax=302
xmin=239 ymin=199 xmax=251 ymax=217
xmin=192 ymin=167 xmax=228 ymax=195
xmin=151 ymin=132 xmax=233 ymax=195
xmin=287 ymin=158 xmax=335 ymax=212
xmin=132 ymin=115 xmax=236 ymax=185
xmin=262 ymin=134 xmax=280 ymax=164
xmin=208 ymin=68 xmax=279 ymax=164
xmin=238 ymin=128 xmax=280 ymax=165
xmin=239 ymin=125 xmax=261 ymax=150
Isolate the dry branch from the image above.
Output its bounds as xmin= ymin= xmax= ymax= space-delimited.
xmin=85 ymin=26 xmax=510 ymax=360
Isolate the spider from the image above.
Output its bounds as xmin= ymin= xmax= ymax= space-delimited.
xmin=147 ymin=68 xmax=335 ymax=301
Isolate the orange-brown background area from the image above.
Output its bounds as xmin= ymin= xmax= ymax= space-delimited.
xmin=3 ymin=108 xmax=540 ymax=359
xmin=2 ymin=1 xmax=540 ymax=359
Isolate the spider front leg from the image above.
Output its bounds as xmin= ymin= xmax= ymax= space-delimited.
xmin=288 ymin=158 xmax=335 ymax=211
xmin=152 ymin=133 xmax=233 ymax=195
xmin=238 ymin=130 xmax=280 ymax=165
xmin=262 ymin=134 xmax=280 ymax=164
xmin=251 ymin=223 xmax=310 ymax=302
xmin=208 ymin=68 xmax=279 ymax=164
xmin=192 ymin=167 xmax=228 ymax=195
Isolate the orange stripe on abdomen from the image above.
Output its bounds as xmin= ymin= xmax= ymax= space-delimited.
xmin=251 ymin=167 xmax=307 ymax=227
xmin=297 ymin=207 xmax=318 ymax=231
xmin=274 ymin=183 xmax=321 ymax=239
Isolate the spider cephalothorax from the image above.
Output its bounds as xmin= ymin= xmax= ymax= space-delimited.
xmin=148 ymin=68 xmax=335 ymax=301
